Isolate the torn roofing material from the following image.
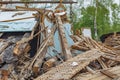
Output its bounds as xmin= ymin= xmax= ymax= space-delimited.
xmin=0 ymin=11 xmax=37 ymax=32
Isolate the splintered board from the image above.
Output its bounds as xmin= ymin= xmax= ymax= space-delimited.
xmin=35 ymin=49 xmax=105 ymax=80
xmin=73 ymin=66 xmax=120 ymax=80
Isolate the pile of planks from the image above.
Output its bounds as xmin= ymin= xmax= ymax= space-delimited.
xmin=71 ymin=35 xmax=119 ymax=54
xmin=34 ymin=35 xmax=120 ymax=80
xmin=0 ymin=3 xmax=71 ymax=79
xmin=103 ymin=33 xmax=120 ymax=50
xmin=73 ymin=66 xmax=120 ymax=80
xmin=0 ymin=32 xmax=31 ymax=80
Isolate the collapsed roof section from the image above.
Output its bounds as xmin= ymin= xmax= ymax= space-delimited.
xmin=0 ymin=11 xmax=37 ymax=32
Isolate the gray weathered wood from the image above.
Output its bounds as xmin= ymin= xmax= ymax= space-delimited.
xmin=56 ymin=15 xmax=72 ymax=60
xmin=35 ymin=49 xmax=104 ymax=80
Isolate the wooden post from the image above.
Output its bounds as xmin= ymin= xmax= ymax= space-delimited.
xmin=55 ymin=15 xmax=72 ymax=60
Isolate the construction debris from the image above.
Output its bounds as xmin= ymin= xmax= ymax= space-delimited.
xmin=0 ymin=2 xmax=120 ymax=80
xmin=73 ymin=66 xmax=120 ymax=80
xmin=35 ymin=49 xmax=105 ymax=80
xmin=56 ymin=15 xmax=72 ymax=60
xmin=103 ymin=33 xmax=120 ymax=50
xmin=71 ymin=35 xmax=118 ymax=55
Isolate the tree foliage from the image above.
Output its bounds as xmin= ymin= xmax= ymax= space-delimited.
xmin=72 ymin=0 xmax=120 ymax=39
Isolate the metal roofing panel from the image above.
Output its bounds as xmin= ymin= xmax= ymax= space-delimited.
xmin=0 ymin=21 xmax=37 ymax=32
xmin=0 ymin=11 xmax=37 ymax=32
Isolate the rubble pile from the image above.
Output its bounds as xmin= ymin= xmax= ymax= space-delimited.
xmin=104 ymin=33 xmax=120 ymax=50
xmin=0 ymin=3 xmax=120 ymax=80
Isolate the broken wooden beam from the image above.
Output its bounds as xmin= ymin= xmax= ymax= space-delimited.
xmin=35 ymin=49 xmax=105 ymax=80
xmin=102 ymin=54 xmax=120 ymax=62
xmin=71 ymin=35 xmax=117 ymax=55
xmin=28 ymin=26 xmax=56 ymax=70
xmin=33 ymin=48 xmax=47 ymax=74
xmin=55 ymin=15 xmax=72 ymax=60
xmin=71 ymin=45 xmax=89 ymax=51
xmin=73 ymin=66 xmax=120 ymax=80
xmin=97 ymin=58 xmax=108 ymax=69
xmin=86 ymin=66 xmax=95 ymax=74
xmin=28 ymin=37 xmax=49 ymax=70
xmin=0 ymin=17 xmax=34 ymax=22
xmin=100 ymin=70 xmax=119 ymax=79
xmin=16 ymin=27 xmax=47 ymax=45
xmin=14 ymin=43 xmax=30 ymax=56
xmin=43 ymin=57 xmax=57 ymax=72
xmin=13 ymin=33 xmax=31 ymax=56
xmin=0 ymin=1 xmax=77 ymax=4
xmin=16 ymin=6 xmax=52 ymax=13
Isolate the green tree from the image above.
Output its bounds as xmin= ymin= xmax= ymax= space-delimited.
xmin=111 ymin=3 xmax=120 ymax=29
xmin=72 ymin=0 xmax=120 ymax=40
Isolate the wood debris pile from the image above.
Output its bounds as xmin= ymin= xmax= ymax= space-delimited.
xmin=0 ymin=5 xmax=120 ymax=80
xmin=0 ymin=33 xmax=32 ymax=80
xmin=34 ymin=35 xmax=120 ymax=80
xmin=103 ymin=33 xmax=120 ymax=50
xmin=0 ymin=4 xmax=70 ymax=79
xmin=35 ymin=35 xmax=120 ymax=80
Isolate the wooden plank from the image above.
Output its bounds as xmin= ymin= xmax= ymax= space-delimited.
xmin=14 ymin=43 xmax=30 ymax=56
xmin=0 ymin=17 xmax=34 ymax=22
xmin=13 ymin=33 xmax=31 ymax=56
xmin=33 ymin=24 xmax=56 ymax=70
xmin=100 ymin=70 xmax=118 ymax=79
xmin=97 ymin=58 xmax=108 ymax=69
xmin=86 ymin=66 xmax=95 ymax=74
xmin=16 ymin=6 xmax=52 ymax=13
xmin=28 ymin=26 xmax=56 ymax=70
xmin=32 ymin=15 xmax=47 ymax=74
xmin=56 ymin=15 xmax=72 ymax=60
xmin=71 ymin=35 xmax=117 ymax=55
xmin=35 ymin=49 xmax=105 ymax=80
xmin=33 ymin=48 xmax=47 ymax=75
xmin=16 ymin=27 xmax=47 ymax=44
xmin=71 ymin=45 xmax=89 ymax=51
xmin=0 ymin=1 xmax=77 ymax=4
xmin=102 ymin=54 xmax=120 ymax=62
xmin=73 ymin=66 xmax=120 ymax=80
xmin=43 ymin=57 xmax=57 ymax=72
xmin=28 ymin=35 xmax=51 ymax=70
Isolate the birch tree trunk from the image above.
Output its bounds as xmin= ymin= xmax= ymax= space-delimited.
xmin=94 ymin=0 xmax=98 ymax=40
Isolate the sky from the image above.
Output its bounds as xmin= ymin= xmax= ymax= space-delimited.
xmin=115 ymin=0 xmax=120 ymax=4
